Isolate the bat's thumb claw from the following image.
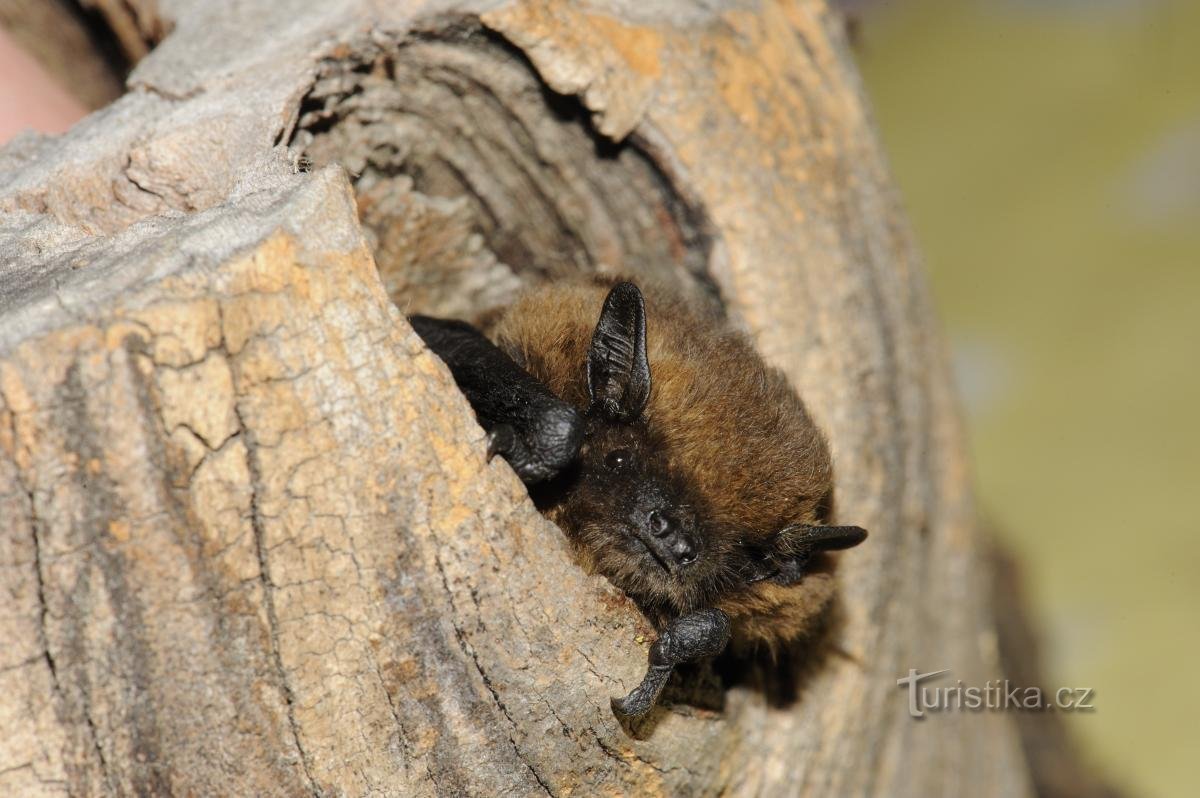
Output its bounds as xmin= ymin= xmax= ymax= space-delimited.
xmin=610 ymin=662 xmax=673 ymax=719
xmin=610 ymin=694 xmax=643 ymax=720
xmin=486 ymin=426 xmax=514 ymax=461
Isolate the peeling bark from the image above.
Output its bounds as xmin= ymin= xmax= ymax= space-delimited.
xmin=1 ymin=1 xmax=1037 ymax=796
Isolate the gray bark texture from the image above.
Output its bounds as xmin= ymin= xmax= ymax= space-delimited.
xmin=0 ymin=1 xmax=1037 ymax=796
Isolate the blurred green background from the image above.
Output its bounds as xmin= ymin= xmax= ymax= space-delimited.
xmin=855 ymin=1 xmax=1199 ymax=795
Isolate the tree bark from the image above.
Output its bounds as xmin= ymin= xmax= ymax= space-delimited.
xmin=0 ymin=1 xmax=1035 ymax=795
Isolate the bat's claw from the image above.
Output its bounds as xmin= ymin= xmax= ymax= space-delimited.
xmin=610 ymin=693 xmax=646 ymax=720
xmin=610 ymin=610 xmax=732 ymax=720
xmin=486 ymin=425 xmax=516 ymax=461
xmin=610 ymin=663 xmax=673 ymax=720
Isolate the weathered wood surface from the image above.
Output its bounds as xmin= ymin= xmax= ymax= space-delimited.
xmin=0 ymin=1 xmax=1033 ymax=795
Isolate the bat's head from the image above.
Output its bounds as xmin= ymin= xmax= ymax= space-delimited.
xmin=534 ymin=282 xmax=727 ymax=612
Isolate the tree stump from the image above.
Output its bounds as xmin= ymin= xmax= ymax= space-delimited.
xmin=0 ymin=1 xmax=1034 ymax=795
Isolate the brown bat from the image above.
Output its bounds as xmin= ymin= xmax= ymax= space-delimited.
xmin=410 ymin=277 xmax=866 ymax=718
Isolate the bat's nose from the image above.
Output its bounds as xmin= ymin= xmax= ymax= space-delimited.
xmin=648 ymin=509 xmax=674 ymax=537
xmin=670 ymin=536 xmax=696 ymax=566
xmin=646 ymin=510 xmax=697 ymax=568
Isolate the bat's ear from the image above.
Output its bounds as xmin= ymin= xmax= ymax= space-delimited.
xmin=790 ymin=525 xmax=868 ymax=551
xmin=588 ymin=281 xmax=651 ymax=421
xmin=761 ymin=525 xmax=868 ymax=586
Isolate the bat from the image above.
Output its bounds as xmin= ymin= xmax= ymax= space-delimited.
xmin=410 ymin=277 xmax=866 ymax=718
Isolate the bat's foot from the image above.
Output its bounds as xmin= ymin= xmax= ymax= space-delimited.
xmin=610 ymin=608 xmax=732 ymax=719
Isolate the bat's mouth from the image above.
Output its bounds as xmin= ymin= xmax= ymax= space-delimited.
xmin=625 ymin=524 xmax=697 ymax=575
xmin=628 ymin=529 xmax=673 ymax=573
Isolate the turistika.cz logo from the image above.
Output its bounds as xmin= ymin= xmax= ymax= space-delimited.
xmin=896 ymin=669 xmax=1095 ymax=719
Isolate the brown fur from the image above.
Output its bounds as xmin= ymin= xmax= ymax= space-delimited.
xmin=487 ymin=276 xmax=842 ymax=650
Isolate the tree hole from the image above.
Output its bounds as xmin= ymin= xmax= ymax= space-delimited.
xmin=289 ymin=21 xmax=721 ymax=323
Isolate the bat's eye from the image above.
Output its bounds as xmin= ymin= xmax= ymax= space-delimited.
xmin=604 ymin=448 xmax=634 ymax=471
